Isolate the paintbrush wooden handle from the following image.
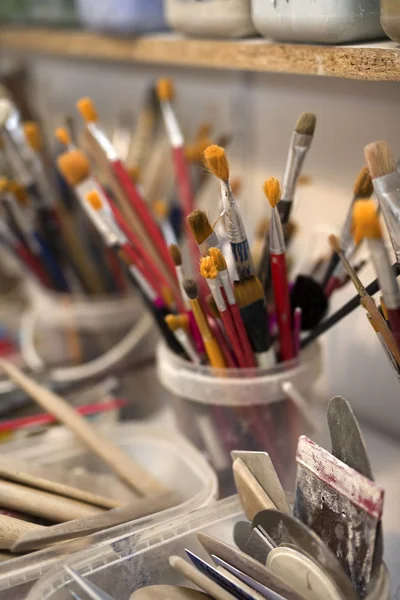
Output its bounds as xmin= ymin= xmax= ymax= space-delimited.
xmin=0 ymin=514 xmax=43 ymax=550
xmin=0 ymin=480 xmax=102 ymax=523
xmin=172 ymin=146 xmax=195 ymax=217
xmin=387 ymin=308 xmax=400 ymax=353
xmin=12 ymin=490 xmax=179 ymax=552
xmin=362 ymin=296 xmax=400 ymax=364
xmin=0 ymin=360 xmax=165 ymax=496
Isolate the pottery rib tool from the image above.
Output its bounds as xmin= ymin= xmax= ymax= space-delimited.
xmin=0 ymin=359 xmax=165 ymax=496
xmin=252 ymin=510 xmax=356 ymax=599
xmin=266 ymin=546 xmax=345 ymax=600
xmin=294 ymin=435 xmax=384 ymax=597
xmin=233 ymin=458 xmax=276 ymax=521
xmin=0 ymin=479 xmax=102 ymax=523
xmin=196 ymin=533 xmax=304 ymax=600
xmin=169 ymin=556 xmax=237 ymax=600
xmin=130 ymin=586 xmax=213 ymax=600
xmin=0 ymin=458 xmax=121 ymax=509
xmin=327 ymin=396 xmax=383 ymax=576
xmin=0 ymin=513 xmax=42 ymax=550
xmin=12 ymin=491 xmax=178 ymax=552
xmin=231 ymin=451 xmax=290 ymax=515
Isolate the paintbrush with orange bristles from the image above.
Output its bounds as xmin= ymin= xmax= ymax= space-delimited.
xmin=264 ymin=177 xmax=295 ymax=362
xmin=204 ymin=145 xmax=254 ymax=280
xmin=165 ymin=314 xmax=200 ymax=364
xmin=353 ymin=199 xmax=400 ymax=353
xmin=76 ymin=97 xmax=179 ymax=291
xmin=209 ymin=247 xmax=256 ymax=368
xmin=156 ymin=79 xmax=195 ymax=219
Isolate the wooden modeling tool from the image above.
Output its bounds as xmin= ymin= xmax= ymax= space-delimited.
xmin=233 ymin=458 xmax=276 ymax=521
xmin=0 ymin=479 xmax=102 ymax=523
xmin=212 ymin=555 xmax=288 ymax=600
xmin=12 ymin=491 xmax=178 ymax=552
xmin=295 ymin=435 xmax=384 ymax=597
xmin=0 ymin=359 xmax=165 ymax=496
xmin=0 ymin=513 xmax=42 ymax=550
xmin=130 ymin=586 xmax=213 ymax=600
xmin=196 ymin=533 xmax=303 ymax=600
xmin=65 ymin=566 xmax=116 ymax=600
xmin=252 ymin=510 xmax=356 ymax=599
xmin=327 ymin=396 xmax=383 ymax=575
xmin=231 ymin=451 xmax=291 ymax=515
xmin=266 ymin=546 xmax=345 ymax=600
xmin=0 ymin=458 xmax=121 ymax=509
xmin=169 ymin=556 xmax=237 ymax=600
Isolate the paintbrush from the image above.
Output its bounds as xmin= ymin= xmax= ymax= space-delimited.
xmin=153 ymin=199 xmax=177 ymax=247
xmin=233 ymin=276 xmax=275 ymax=368
xmin=301 ymin=263 xmax=400 ymax=349
xmin=264 ymin=177 xmax=294 ymax=362
xmin=353 ymin=198 xmax=400 ymax=352
xmin=200 ymin=256 xmax=246 ymax=367
xmin=328 ymin=234 xmax=400 ymax=368
xmin=165 ymin=314 xmax=200 ymax=364
xmin=209 ymin=248 xmax=256 ymax=368
xmin=323 ymin=167 xmax=373 ymax=293
xmin=204 ymin=145 xmax=254 ymax=279
xmin=183 ymin=278 xmax=226 ymax=369
xmin=365 ymin=141 xmax=400 ymax=263
xmin=294 ymin=435 xmax=384 ymax=596
xmin=0 ymin=359 xmax=166 ymax=496
xmin=279 ymin=112 xmax=317 ymax=224
xmin=156 ymin=79 xmax=195 ymax=218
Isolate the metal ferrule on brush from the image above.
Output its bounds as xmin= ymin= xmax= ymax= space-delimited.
xmin=1 ymin=129 xmax=33 ymax=186
xmin=269 ymin=208 xmax=285 ymax=255
xmin=281 ymin=132 xmax=312 ymax=201
xmin=160 ymin=101 xmax=184 ymax=148
xmin=207 ymin=277 xmax=226 ymax=313
xmin=373 ymin=172 xmax=400 ymax=262
xmin=87 ymin=123 xmax=119 ymax=161
xmin=176 ymin=265 xmax=190 ymax=310
xmin=220 ymin=180 xmax=247 ymax=243
xmin=199 ymin=231 xmax=220 ymax=257
xmin=369 ymin=239 xmax=400 ymax=310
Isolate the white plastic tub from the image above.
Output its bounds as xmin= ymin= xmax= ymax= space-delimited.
xmin=27 ymin=496 xmax=390 ymax=600
xmin=166 ymin=0 xmax=256 ymax=38
xmin=251 ymin=0 xmax=384 ymax=44
xmin=0 ymin=422 xmax=218 ymax=600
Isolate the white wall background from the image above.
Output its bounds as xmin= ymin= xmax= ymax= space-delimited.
xmin=6 ymin=51 xmax=400 ymax=436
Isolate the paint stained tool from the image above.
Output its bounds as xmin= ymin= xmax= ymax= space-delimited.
xmin=294 ymin=435 xmax=384 ymax=597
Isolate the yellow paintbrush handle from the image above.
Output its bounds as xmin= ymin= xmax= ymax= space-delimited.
xmin=203 ymin=337 xmax=226 ymax=369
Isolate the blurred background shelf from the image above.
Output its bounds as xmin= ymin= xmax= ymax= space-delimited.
xmin=1 ymin=27 xmax=400 ymax=81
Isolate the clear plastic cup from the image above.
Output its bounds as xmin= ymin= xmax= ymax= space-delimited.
xmin=26 ymin=496 xmax=390 ymax=600
xmin=157 ymin=341 xmax=323 ymax=495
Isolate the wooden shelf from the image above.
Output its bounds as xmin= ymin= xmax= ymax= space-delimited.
xmin=1 ymin=27 xmax=400 ymax=82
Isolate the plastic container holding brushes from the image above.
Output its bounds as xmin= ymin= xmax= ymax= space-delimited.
xmin=157 ymin=340 xmax=323 ymax=495
xmin=76 ymin=0 xmax=167 ymax=34
xmin=166 ymin=0 xmax=256 ymax=38
xmin=251 ymin=0 xmax=385 ymax=44
xmin=26 ymin=496 xmax=390 ymax=600
xmin=0 ymin=422 xmax=218 ymax=600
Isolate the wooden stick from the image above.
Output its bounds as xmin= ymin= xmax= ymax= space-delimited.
xmin=233 ymin=458 xmax=276 ymax=521
xmin=0 ymin=359 xmax=166 ymax=496
xmin=0 ymin=458 xmax=122 ymax=509
xmin=0 ymin=480 xmax=102 ymax=523
xmin=13 ymin=490 xmax=178 ymax=552
xmin=0 ymin=514 xmax=42 ymax=550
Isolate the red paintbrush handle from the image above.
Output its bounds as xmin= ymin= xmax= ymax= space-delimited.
xmin=270 ymin=252 xmax=295 ymax=362
xmin=229 ymin=303 xmax=257 ymax=368
xmin=105 ymin=247 xmax=127 ymax=293
xmin=387 ymin=308 xmax=400 ymax=354
xmin=208 ymin=317 xmax=237 ymax=368
xmin=121 ymin=242 xmax=163 ymax=297
xmin=172 ymin=146 xmax=195 ymax=217
xmin=220 ymin=309 xmax=246 ymax=368
xmin=112 ymin=159 xmax=178 ymax=283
